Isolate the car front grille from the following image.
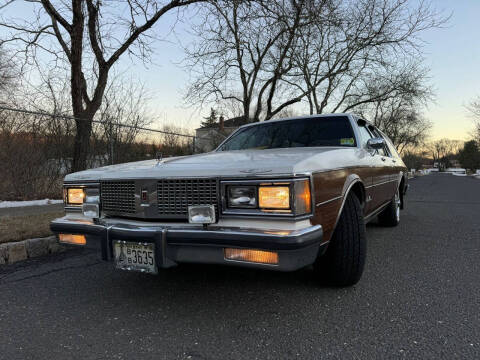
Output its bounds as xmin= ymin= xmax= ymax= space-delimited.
xmin=101 ymin=181 xmax=136 ymax=214
xmin=157 ymin=178 xmax=218 ymax=217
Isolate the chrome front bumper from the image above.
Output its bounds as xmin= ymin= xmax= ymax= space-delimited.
xmin=50 ymin=217 xmax=325 ymax=271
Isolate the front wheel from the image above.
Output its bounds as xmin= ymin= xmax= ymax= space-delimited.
xmin=313 ymin=193 xmax=366 ymax=287
xmin=378 ymin=187 xmax=401 ymax=227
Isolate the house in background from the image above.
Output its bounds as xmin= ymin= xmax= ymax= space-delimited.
xmin=195 ymin=116 xmax=247 ymax=153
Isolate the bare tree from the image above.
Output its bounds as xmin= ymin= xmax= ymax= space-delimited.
xmin=402 ymin=150 xmax=431 ymax=171
xmin=185 ymin=0 xmax=446 ymax=123
xmin=467 ymin=96 xmax=480 ymax=143
xmin=0 ymin=47 xmax=20 ymax=104
xmin=96 ymin=76 xmax=153 ymax=165
xmin=383 ymin=110 xmax=431 ymax=155
xmin=1 ymin=0 xmax=206 ymax=171
xmin=428 ymin=138 xmax=463 ymax=170
xmin=291 ymin=0 xmax=445 ymax=115
xmin=273 ymin=107 xmax=300 ymax=119
xmin=354 ymin=63 xmax=433 ymax=153
xmin=467 ymin=97 xmax=480 ymax=118
xmin=184 ymin=0 xmax=324 ymax=122
xmin=160 ymin=124 xmax=193 ymax=155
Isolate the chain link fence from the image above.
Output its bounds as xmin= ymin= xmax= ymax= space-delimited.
xmin=0 ymin=106 xmax=196 ymax=201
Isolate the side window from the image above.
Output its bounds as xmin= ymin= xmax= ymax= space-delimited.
xmin=383 ymin=135 xmax=400 ymax=159
xmin=357 ymin=125 xmax=373 ymax=148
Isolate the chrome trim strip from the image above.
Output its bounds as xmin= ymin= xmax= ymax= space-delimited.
xmin=364 ymin=201 xmax=390 ymax=223
xmin=63 ymin=182 xmax=100 ymax=187
xmin=219 ymin=213 xmax=313 ymax=221
xmin=365 ymin=179 xmax=397 ymax=189
xmin=99 ymin=173 xmax=308 ymax=180
xmin=161 ymin=228 xmax=168 ymax=266
xmin=224 ymin=256 xmax=279 ymax=267
xmin=166 ymin=224 xmax=322 ymax=241
xmin=64 ymin=206 xmax=82 ymax=212
xmin=311 ymin=165 xmax=372 ymax=175
xmin=315 ymin=195 xmax=343 ymax=207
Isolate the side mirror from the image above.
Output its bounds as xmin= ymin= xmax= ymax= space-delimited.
xmin=367 ymin=137 xmax=385 ymax=150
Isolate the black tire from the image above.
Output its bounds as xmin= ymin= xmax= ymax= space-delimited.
xmin=378 ymin=187 xmax=400 ymax=227
xmin=314 ymin=193 xmax=366 ymax=287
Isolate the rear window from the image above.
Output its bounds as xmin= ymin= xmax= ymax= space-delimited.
xmin=218 ymin=116 xmax=356 ymax=151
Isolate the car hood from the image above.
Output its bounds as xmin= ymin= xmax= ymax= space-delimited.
xmin=64 ymin=147 xmax=360 ymax=182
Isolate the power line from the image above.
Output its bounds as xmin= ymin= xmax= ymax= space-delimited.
xmin=0 ymin=105 xmax=196 ymax=139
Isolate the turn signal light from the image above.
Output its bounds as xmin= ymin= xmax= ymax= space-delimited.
xmin=59 ymin=234 xmax=86 ymax=245
xmin=224 ymin=248 xmax=278 ymax=265
xmin=294 ymin=179 xmax=312 ymax=214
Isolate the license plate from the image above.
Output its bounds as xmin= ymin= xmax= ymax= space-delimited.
xmin=113 ymin=241 xmax=157 ymax=274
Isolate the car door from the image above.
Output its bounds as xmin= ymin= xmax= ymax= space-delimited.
xmin=381 ymin=132 xmax=403 ymax=192
xmin=355 ymin=122 xmax=376 ymax=215
xmin=368 ymin=127 xmax=396 ymax=207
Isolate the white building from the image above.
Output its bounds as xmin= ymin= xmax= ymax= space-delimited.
xmin=195 ymin=116 xmax=247 ymax=153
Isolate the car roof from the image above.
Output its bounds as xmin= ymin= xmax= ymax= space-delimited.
xmin=237 ymin=113 xmax=356 ymax=129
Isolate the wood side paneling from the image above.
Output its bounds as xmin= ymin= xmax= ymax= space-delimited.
xmin=313 ymin=198 xmax=342 ymax=243
xmin=310 ymin=152 xmax=407 ymax=243
xmin=312 ymin=167 xmax=374 ymax=243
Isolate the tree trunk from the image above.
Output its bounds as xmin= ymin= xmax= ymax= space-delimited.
xmin=243 ymin=100 xmax=250 ymax=123
xmin=71 ymin=113 xmax=94 ymax=172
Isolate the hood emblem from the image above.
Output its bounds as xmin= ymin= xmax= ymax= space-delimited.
xmin=156 ymin=151 xmax=165 ymax=166
xmin=239 ymin=168 xmax=273 ymax=174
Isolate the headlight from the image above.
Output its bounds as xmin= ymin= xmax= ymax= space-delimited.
xmin=258 ymin=186 xmax=290 ymax=209
xmin=64 ymin=185 xmax=100 ymax=218
xmin=66 ymin=188 xmax=85 ymax=205
xmin=223 ymin=178 xmax=312 ymax=216
xmin=227 ymin=186 xmax=257 ymax=208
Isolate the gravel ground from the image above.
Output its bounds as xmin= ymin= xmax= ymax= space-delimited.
xmin=0 ymin=173 xmax=479 ymax=359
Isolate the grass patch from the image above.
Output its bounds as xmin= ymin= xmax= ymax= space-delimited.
xmin=0 ymin=211 xmax=63 ymax=244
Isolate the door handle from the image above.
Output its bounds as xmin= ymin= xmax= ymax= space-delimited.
xmin=381 ymin=157 xmax=386 ymax=161
xmin=392 ymin=159 xmax=397 ymax=163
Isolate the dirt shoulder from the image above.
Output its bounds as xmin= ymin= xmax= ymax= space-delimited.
xmin=0 ymin=211 xmax=64 ymax=244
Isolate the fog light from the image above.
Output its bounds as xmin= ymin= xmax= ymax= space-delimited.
xmin=188 ymin=205 xmax=216 ymax=224
xmin=224 ymin=248 xmax=278 ymax=265
xmin=82 ymin=203 xmax=99 ymax=218
xmin=59 ymin=234 xmax=86 ymax=245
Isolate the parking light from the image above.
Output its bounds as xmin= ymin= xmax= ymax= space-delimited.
xmin=59 ymin=234 xmax=86 ymax=245
xmin=224 ymin=248 xmax=279 ymax=265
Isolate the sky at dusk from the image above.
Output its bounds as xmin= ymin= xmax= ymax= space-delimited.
xmin=115 ymin=0 xmax=480 ymax=141
xmin=1 ymin=0 xmax=479 ymax=141
xmin=419 ymin=0 xmax=480 ymax=141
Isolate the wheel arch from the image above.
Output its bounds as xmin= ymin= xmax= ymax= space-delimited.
xmin=331 ymin=176 xmax=366 ymax=235
xmin=341 ymin=175 xmax=366 ymax=208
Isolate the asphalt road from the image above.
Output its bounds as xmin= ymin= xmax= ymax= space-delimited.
xmin=1 ymin=174 xmax=479 ymax=359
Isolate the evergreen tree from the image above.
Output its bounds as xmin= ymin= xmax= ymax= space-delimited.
xmin=458 ymin=140 xmax=480 ymax=171
xmin=201 ymin=108 xmax=218 ymax=128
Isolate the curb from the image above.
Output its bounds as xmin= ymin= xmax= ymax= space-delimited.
xmin=0 ymin=236 xmax=66 ymax=265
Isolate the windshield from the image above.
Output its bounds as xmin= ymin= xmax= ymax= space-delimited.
xmin=218 ymin=116 xmax=356 ymax=151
